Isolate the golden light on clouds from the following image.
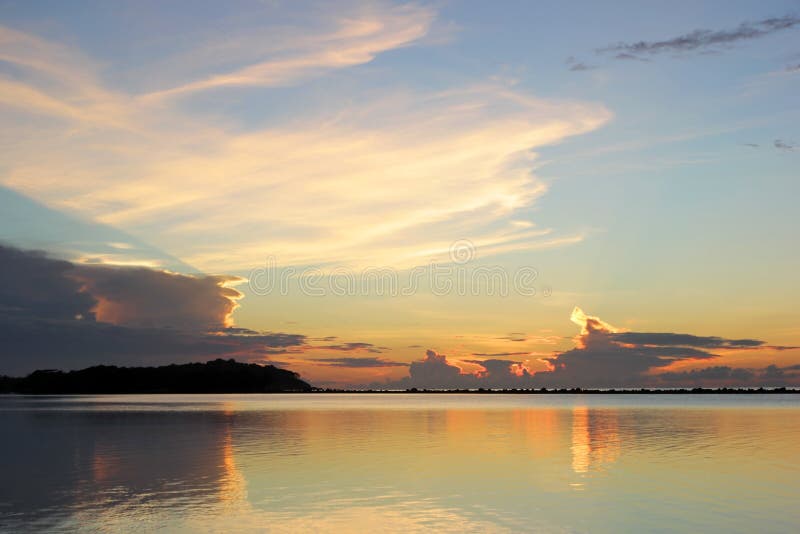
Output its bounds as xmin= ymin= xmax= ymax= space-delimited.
xmin=0 ymin=5 xmax=610 ymax=272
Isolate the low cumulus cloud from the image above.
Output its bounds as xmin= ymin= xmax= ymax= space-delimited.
xmin=373 ymin=307 xmax=799 ymax=389
xmin=0 ymin=244 xmax=307 ymax=375
xmin=597 ymin=15 xmax=800 ymax=59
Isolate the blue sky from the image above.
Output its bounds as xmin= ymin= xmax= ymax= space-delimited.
xmin=0 ymin=0 xmax=798 ymax=386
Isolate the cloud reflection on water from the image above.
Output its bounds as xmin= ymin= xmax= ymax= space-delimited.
xmin=1 ymin=395 xmax=799 ymax=532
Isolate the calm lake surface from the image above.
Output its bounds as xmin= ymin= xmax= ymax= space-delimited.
xmin=1 ymin=394 xmax=799 ymax=533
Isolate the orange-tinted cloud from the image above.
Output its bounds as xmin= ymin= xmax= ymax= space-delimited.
xmin=369 ymin=308 xmax=800 ymax=389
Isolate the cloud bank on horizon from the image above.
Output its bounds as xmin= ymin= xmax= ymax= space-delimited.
xmin=371 ymin=308 xmax=799 ymax=389
xmin=3 ymin=242 xmax=797 ymax=387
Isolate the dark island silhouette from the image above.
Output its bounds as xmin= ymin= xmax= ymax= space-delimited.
xmin=0 ymin=359 xmax=312 ymax=394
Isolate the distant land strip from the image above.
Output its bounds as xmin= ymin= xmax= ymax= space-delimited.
xmin=312 ymin=387 xmax=799 ymax=394
xmin=0 ymin=359 xmax=798 ymax=395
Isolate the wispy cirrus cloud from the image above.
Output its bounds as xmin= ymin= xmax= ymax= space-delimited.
xmin=0 ymin=11 xmax=610 ymax=272
xmin=142 ymin=4 xmax=435 ymax=100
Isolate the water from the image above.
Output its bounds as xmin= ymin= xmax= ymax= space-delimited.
xmin=1 ymin=394 xmax=798 ymax=533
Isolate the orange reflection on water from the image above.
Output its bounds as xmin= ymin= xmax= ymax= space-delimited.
xmin=19 ymin=396 xmax=799 ymax=533
xmin=571 ymin=406 xmax=620 ymax=477
xmin=219 ymin=431 xmax=247 ymax=506
xmin=91 ymin=450 xmax=116 ymax=482
xmin=571 ymin=406 xmax=590 ymax=474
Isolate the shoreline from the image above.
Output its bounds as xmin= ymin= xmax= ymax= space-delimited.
xmin=2 ymin=388 xmax=798 ymax=395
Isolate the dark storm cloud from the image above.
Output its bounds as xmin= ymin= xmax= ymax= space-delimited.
xmin=0 ymin=245 xmax=96 ymax=321
xmin=0 ymin=244 xmax=306 ymax=375
xmin=597 ymin=15 xmax=800 ymax=59
xmin=72 ymin=264 xmax=243 ymax=330
xmin=786 ymin=63 xmax=800 ymax=72
xmin=310 ymin=357 xmax=408 ymax=368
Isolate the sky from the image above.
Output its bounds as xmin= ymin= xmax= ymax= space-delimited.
xmin=1 ymin=0 xmax=799 ymax=387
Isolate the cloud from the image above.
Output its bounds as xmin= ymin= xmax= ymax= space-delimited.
xmin=565 ymin=56 xmax=596 ymax=71
xmin=0 ymin=317 xmax=305 ymax=377
xmin=608 ymin=332 xmax=764 ymax=349
xmin=614 ymin=53 xmax=650 ymax=62
xmin=659 ymin=364 xmax=800 ymax=387
xmin=0 ymin=245 xmax=97 ymax=321
xmin=71 ymin=264 xmax=243 ymax=330
xmin=596 ymin=15 xmax=800 ymax=59
xmin=143 ymin=4 xmax=435 ymax=100
xmin=373 ymin=350 xmax=530 ymax=390
xmin=403 ymin=349 xmax=469 ymax=389
xmin=0 ymin=21 xmax=610 ymax=271
xmin=310 ymin=357 xmax=408 ymax=368
xmin=535 ymin=307 xmax=797 ymax=387
xmin=774 ymin=139 xmax=797 ymax=151
xmin=372 ymin=307 xmax=800 ymax=389
xmin=498 ymin=333 xmax=528 ymax=342
xmin=0 ymin=244 xmax=305 ymax=375
xmin=659 ymin=366 xmax=755 ymax=383
xmin=314 ymin=342 xmax=385 ymax=353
